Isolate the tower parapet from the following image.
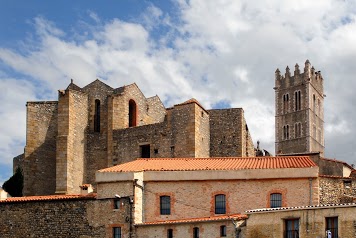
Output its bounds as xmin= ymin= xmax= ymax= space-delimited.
xmin=274 ymin=60 xmax=325 ymax=156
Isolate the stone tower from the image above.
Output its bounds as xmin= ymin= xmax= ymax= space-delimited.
xmin=274 ymin=60 xmax=324 ymax=156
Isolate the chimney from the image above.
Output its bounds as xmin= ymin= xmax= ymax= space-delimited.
xmin=79 ymin=184 xmax=94 ymax=195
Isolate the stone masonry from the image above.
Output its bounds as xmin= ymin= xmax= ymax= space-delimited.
xmin=15 ymin=80 xmax=255 ymax=196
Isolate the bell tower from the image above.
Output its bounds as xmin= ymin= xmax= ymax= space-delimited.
xmin=274 ymin=60 xmax=324 ymax=155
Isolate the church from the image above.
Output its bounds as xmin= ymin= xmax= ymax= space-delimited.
xmin=1 ymin=60 xmax=355 ymax=238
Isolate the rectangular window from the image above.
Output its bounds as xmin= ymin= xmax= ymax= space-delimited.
xmin=326 ymin=217 xmax=338 ymax=238
xmin=215 ymin=194 xmax=226 ymax=214
xmin=270 ymin=193 xmax=282 ymax=208
xmin=140 ymin=144 xmax=150 ymax=158
xmin=113 ymin=227 xmax=121 ymax=238
xmin=160 ymin=196 xmax=171 ymax=215
xmin=193 ymin=227 xmax=199 ymax=238
xmin=167 ymin=229 xmax=173 ymax=238
xmin=220 ymin=225 xmax=227 ymax=237
xmin=285 ymin=219 xmax=299 ymax=238
xmin=114 ymin=199 xmax=120 ymax=209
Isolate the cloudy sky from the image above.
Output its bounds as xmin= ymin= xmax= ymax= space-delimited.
xmin=1 ymin=0 xmax=356 ymax=186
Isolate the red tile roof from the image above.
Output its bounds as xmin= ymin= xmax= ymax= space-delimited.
xmin=0 ymin=193 xmax=96 ymax=203
xmin=99 ymin=156 xmax=317 ymax=173
xmin=135 ymin=214 xmax=247 ymax=226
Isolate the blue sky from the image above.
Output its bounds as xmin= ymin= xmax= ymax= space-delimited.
xmin=1 ymin=0 xmax=356 ymax=186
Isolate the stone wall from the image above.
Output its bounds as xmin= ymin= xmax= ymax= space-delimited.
xmin=136 ymin=220 xmax=237 ymax=238
xmin=209 ymin=108 xmax=254 ymax=157
xmin=23 ymin=102 xmax=58 ymax=196
xmin=319 ymin=177 xmax=356 ymax=205
xmin=0 ymin=197 xmax=131 ymax=238
xmin=140 ymin=178 xmax=318 ymax=223
xmin=245 ymin=205 xmax=356 ymax=238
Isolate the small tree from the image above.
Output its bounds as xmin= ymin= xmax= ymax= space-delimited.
xmin=3 ymin=167 xmax=23 ymax=197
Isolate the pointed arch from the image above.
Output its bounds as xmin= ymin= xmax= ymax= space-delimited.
xmin=129 ymin=99 xmax=137 ymax=127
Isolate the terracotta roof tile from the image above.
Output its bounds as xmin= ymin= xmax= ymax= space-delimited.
xmin=246 ymin=203 xmax=356 ymax=213
xmin=99 ymin=156 xmax=316 ymax=173
xmin=0 ymin=193 xmax=96 ymax=203
xmin=135 ymin=214 xmax=247 ymax=226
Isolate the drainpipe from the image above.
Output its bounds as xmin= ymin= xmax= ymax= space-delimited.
xmin=309 ymin=178 xmax=313 ymax=206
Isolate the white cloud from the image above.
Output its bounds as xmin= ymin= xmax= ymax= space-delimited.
xmin=1 ymin=0 xmax=356 ymax=170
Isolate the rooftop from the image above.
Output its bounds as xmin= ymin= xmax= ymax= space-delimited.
xmin=246 ymin=203 xmax=356 ymax=214
xmin=0 ymin=193 xmax=96 ymax=203
xmin=135 ymin=214 xmax=247 ymax=226
xmin=99 ymin=156 xmax=317 ymax=173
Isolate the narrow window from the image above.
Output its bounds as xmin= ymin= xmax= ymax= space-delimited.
xmin=113 ymin=227 xmax=121 ymax=238
xmin=286 ymin=125 xmax=289 ymax=139
xmin=298 ymin=91 xmax=301 ymax=110
xmin=326 ymin=217 xmax=338 ymax=238
xmin=295 ymin=91 xmax=298 ymax=111
xmin=215 ymin=194 xmax=226 ymax=214
xmin=285 ymin=219 xmax=299 ymax=238
xmin=140 ymin=144 xmax=150 ymax=158
xmin=94 ymin=99 xmax=100 ymax=132
xmin=270 ymin=193 xmax=282 ymax=208
xmin=114 ymin=199 xmax=120 ymax=209
xmin=129 ymin=99 xmax=137 ymax=127
xmin=313 ymin=94 xmax=316 ymax=112
xmin=317 ymin=99 xmax=321 ymax=116
xmin=220 ymin=225 xmax=227 ymax=237
xmin=160 ymin=196 xmax=171 ymax=215
xmin=193 ymin=227 xmax=199 ymax=238
xmin=167 ymin=229 xmax=173 ymax=238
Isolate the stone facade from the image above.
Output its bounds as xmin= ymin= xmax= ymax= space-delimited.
xmin=319 ymin=176 xmax=356 ymax=205
xmin=0 ymin=196 xmax=132 ymax=238
xmin=245 ymin=204 xmax=356 ymax=238
xmin=16 ymin=80 xmax=255 ymax=196
xmin=275 ymin=60 xmax=324 ymax=155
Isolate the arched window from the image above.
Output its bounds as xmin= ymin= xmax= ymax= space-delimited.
xmin=215 ymin=194 xmax=226 ymax=214
xmin=283 ymin=94 xmax=289 ymax=114
xmin=295 ymin=122 xmax=302 ymax=138
xmin=129 ymin=99 xmax=137 ymax=127
xmin=295 ymin=91 xmax=301 ymax=111
xmin=94 ymin=99 xmax=100 ymax=132
xmin=270 ymin=193 xmax=282 ymax=208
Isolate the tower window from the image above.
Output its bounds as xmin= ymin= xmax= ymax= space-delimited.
xmin=283 ymin=125 xmax=290 ymax=140
xmin=193 ymin=227 xmax=199 ymax=238
xmin=295 ymin=91 xmax=301 ymax=111
xmin=140 ymin=144 xmax=150 ymax=158
xmin=94 ymin=99 xmax=100 ymax=132
xmin=129 ymin=99 xmax=137 ymax=127
xmin=295 ymin=123 xmax=302 ymax=138
xmin=283 ymin=94 xmax=289 ymax=113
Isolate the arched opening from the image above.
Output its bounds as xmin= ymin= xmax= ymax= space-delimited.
xmin=129 ymin=99 xmax=137 ymax=127
xmin=94 ymin=99 xmax=100 ymax=132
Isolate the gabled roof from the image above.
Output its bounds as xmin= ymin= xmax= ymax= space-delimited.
xmin=99 ymin=156 xmax=317 ymax=173
xmin=135 ymin=214 xmax=247 ymax=226
xmin=0 ymin=193 xmax=96 ymax=203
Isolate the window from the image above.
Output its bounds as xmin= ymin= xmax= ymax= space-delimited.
xmin=129 ymin=99 xmax=137 ymax=127
xmin=113 ymin=227 xmax=121 ymax=238
xmin=215 ymin=194 xmax=226 ymax=214
xmin=193 ymin=227 xmax=199 ymax=238
xmin=295 ymin=123 xmax=301 ymax=138
xmin=160 ymin=196 xmax=171 ymax=215
xmin=220 ymin=225 xmax=227 ymax=237
xmin=295 ymin=91 xmax=301 ymax=111
xmin=167 ymin=229 xmax=173 ymax=238
xmin=283 ymin=94 xmax=289 ymax=113
xmin=94 ymin=99 xmax=100 ymax=132
xmin=313 ymin=94 xmax=316 ymax=112
xmin=285 ymin=219 xmax=299 ymax=238
xmin=270 ymin=193 xmax=282 ymax=208
xmin=283 ymin=125 xmax=290 ymax=140
xmin=326 ymin=217 xmax=338 ymax=238
xmin=114 ymin=199 xmax=120 ymax=209
xmin=140 ymin=144 xmax=150 ymax=158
